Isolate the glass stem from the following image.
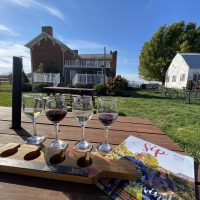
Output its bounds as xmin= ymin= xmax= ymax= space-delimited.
xmin=54 ymin=123 xmax=59 ymax=140
xmin=33 ymin=119 xmax=37 ymax=136
xmin=104 ymin=126 xmax=109 ymax=144
xmin=81 ymin=125 xmax=85 ymax=141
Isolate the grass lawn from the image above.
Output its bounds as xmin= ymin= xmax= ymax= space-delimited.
xmin=0 ymin=82 xmax=12 ymax=91
xmin=0 ymin=89 xmax=199 ymax=162
xmin=117 ymin=91 xmax=200 ymax=163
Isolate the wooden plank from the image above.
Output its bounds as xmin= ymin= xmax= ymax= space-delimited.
xmin=0 ymin=121 xmax=184 ymax=152
xmin=0 ymin=110 xmax=164 ymax=135
xmin=0 ymin=107 xmax=154 ymax=126
xmin=0 ymin=173 xmax=111 ymax=200
xmin=0 ymin=133 xmax=199 ymax=184
xmin=0 ymin=143 xmax=137 ymax=184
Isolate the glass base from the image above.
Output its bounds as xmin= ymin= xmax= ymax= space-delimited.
xmin=49 ymin=139 xmax=68 ymax=149
xmin=96 ymin=142 xmax=113 ymax=156
xmin=25 ymin=136 xmax=46 ymax=145
xmin=73 ymin=140 xmax=93 ymax=152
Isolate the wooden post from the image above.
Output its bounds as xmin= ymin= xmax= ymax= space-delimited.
xmin=12 ymin=56 xmax=22 ymax=129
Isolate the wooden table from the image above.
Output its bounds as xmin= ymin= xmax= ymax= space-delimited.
xmin=0 ymin=107 xmax=199 ymax=200
xmin=43 ymin=87 xmax=96 ymax=105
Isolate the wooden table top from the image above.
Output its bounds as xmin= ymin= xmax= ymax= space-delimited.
xmin=44 ymin=87 xmax=95 ymax=92
xmin=0 ymin=106 xmax=199 ymax=200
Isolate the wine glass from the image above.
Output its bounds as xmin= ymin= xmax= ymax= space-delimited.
xmin=45 ymin=95 xmax=68 ymax=149
xmin=22 ymin=94 xmax=46 ymax=145
xmin=96 ymin=98 xmax=118 ymax=155
xmin=72 ymin=96 xmax=93 ymax=152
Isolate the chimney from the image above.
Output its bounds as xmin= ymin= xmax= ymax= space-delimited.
xmin=73 ymin=50 xmax=78 ymax=54
xmin=110 ymin=51 xmax=117 ymax=77
xmin=42 ymin=26 xmax=53 ymax=36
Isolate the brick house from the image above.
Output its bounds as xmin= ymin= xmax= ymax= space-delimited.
xmin=25 ymin=26 xmax=117 ymax=84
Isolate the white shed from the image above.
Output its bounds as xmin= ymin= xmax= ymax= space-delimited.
xmin=165 ymin=53 xmax=200 ymax=89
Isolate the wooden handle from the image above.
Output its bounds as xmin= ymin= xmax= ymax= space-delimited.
xmin=0 ymin=144 xmax=137 ymax=184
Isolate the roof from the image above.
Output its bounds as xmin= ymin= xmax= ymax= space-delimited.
xmin=79 ymin=54 xmax=112 ymax=59
xmin=179 ymin=53 xmax=200 ymax=69
xmin=25 ymin=32 xmax=80 ymax=57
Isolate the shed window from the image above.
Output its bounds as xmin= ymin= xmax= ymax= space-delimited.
xmin=166 ymin=76 xmax=169 ymax=82
xmin=180 ymin=74 xmax=185 ymax=82
xmin=172 ymin=76 xmax=176 ymax=82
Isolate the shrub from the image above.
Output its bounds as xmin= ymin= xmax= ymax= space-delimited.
xmin=73 ymin=83 xmax=85 ymax=88
xmin=84 ymin=84 xmax=94 ymax=89
xmin=93 ymin=84 xmax=107 ymax=95
xmin=110 ymin=88 xmax=132 ymax=97
xmin=32 ymin=82 xmax=52 ymax=92
xmin=106 ymin=75 xmax=128 ymax=94
xmin=22 ymin=83 xmax=33 ymax=92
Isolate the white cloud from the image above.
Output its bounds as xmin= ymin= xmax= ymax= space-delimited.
xmin=9 ymin=0 xmax=65 ymax=21
xmin=0 ymin=24 xmax=19 ymax=36
xmin=142 ymin=0 xmax=154 ymax=16
xmin=145 ymin=0 xmax=154 ymax=11
xmin=0 ymin=41 xmax=31 ymax=74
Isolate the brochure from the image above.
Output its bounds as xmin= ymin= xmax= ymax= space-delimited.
xmin=96 ymin=136 xmax=195 ymax=200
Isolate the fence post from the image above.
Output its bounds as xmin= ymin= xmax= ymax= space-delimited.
xmin=86 ymin=73 xmax=88 ymax=84
xmin=12 ymin=56 xmax=22 ymax=129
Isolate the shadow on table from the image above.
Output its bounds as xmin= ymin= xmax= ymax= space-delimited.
xmin=14 ymin=127 xmax=32 ymax=142
xmin=0 ymin=173 xmax=111 ymax=200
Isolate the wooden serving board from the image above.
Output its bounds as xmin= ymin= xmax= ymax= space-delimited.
xmin=0 ymin=143 xmax=137 ymax=184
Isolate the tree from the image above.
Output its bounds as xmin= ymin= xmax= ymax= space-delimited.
xmin=36 ymin=63 xmax=45 ymax=73
xmin=139 ymin=21 xmax=200 ymax=84
xmin=22 ymin=70 xmax=29 ymax=83
xmin=36 ymin=62 xmax=59 ymax=73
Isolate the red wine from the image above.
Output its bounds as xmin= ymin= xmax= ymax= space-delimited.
xmin=46 ymin=109 xmax=67 ymax=123
xmin=99 ymin=113 xmax=117 ymax=126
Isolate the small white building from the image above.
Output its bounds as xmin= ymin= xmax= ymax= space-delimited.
xmin=165 ymin=53 xmax=200 ymax=89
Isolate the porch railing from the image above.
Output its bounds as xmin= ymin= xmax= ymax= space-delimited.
xmin=64 ymin=60 xmax=110 ymax=68
xmin=33 ymin=73 xmax=60 ymax=86
xmin=72 ymin=74 xmax=107 ymax=85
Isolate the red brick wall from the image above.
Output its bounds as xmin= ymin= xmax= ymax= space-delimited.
xmin=31 ymin=38 xmax=78 ymax=76
xmin=31 ymin=38 xmax=63 ymax=74
xmin=64 ymin=51 xmax=78 ymax=60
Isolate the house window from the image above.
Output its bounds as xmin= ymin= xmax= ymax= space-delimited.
xmin=166 ymin=76 xmax=169 ymax=82
xmin=180 ymin=74 xmax=185 ymax=82
xmin=172 ymin=75 xmax=176 ymax=82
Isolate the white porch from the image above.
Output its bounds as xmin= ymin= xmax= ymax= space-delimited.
xmin=72 ymin=74 xmax=107 ymax=85
xmin=33 ymin=73 xmax=60 ymax=86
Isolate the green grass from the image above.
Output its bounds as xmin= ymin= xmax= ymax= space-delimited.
xmin=0 ymin=89 xmax=199 ymax=162
xmin=117 ymin=91 xmax=200 ymax=162
xmin=0 ymin=83 xmax=12 ymax=91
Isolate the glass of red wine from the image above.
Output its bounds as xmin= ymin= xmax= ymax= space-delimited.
xmin=45 ymin=95 xmax=68 ymax=149
xmin=96 ymin=98 xmax=118 ymax=155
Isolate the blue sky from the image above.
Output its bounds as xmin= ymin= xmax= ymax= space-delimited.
xmin=1 ymin=0 xmax=200 ymax=81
